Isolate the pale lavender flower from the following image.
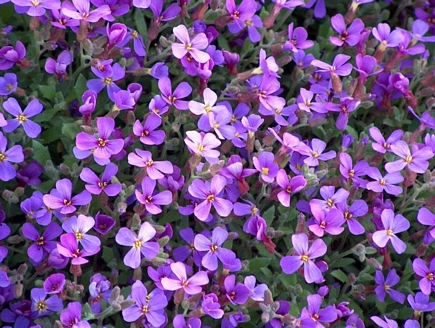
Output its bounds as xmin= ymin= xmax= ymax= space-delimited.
xmin=161 ymin=262 xmax=209 ymax=295
xmin=135 ymin=176 xmax=172 ymax=214
xmin=172 ymin=24 xmax=210 ymax=63
xmin=128 ymin=149 xmax=173 ymax=180
xmin=2 ymin=98 xmax=42 ymax=138
xmin=366 ymin=168 xmax=403 ymax=196
xmin=372 ymin=209 xmax=410 ymax=254
xmin=385 ymin=140 xmax=433 ymax=174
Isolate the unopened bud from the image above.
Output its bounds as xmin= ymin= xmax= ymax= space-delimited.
xmin=109 ymin=286 xmax=121 ymax=304
xmin=159 ymin=36 xmax=170 ymax=48
xmin=261 ymin=312 xmax=270 ymax=323
xmin=264 ymin=289 xmax=274 ymax=305
xmin=120 ymin=299 xmax=136 ymax=309
xmin=14 ymin=283 xmax=23 ymax=298
xmin=366 ymin=257 xmax=382 ymax=270
xmin=158 ymin=236 xmax=170 ymax=247
xmin=133 ymin=267 xmax=142 ymax=281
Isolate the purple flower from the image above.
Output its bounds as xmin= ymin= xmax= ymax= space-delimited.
xmin=43 ymin=178 xmax=92 ymax=215
xmin=93 ymin=212 xmax=115 ymax=235
xmin=305 ymin=0 xmax=325 ymax=18
xmin=294 ymin=139 xmax=336 ymax=167
xmin=80 ymin=163 xmax=122 ymax=196
xmin=88 ymin=273 xmax=111 ymax=313
xmin=79 ymin=90 xmax=98 ymax=116
xmin=417 ymin=207 xmax=435 ymax=239
xmin=30 ymin=288 xmax=63 ymax=318
xmin=115 ymin=221 xmax=160 ymax=269
xmin=62 ymin=215 xmax=101 ymax=253
xmin=122 ymin=280 xmax=168 ymax=326
xmin=369 ymin=127 xmax=403 ymax=154
xmin=385 ymin=140 xmax=433 ymax=174
xmin=336 ymin=200 xmax=367 ymax=235
xmin=355 ymin=54 xmax=382 ymax=79
xmin=86 ymin=63 xmax=125 ymax=101
xmin=252 ymin=153 xmax=279 ymax=185
xmin=0 ymin=73 xmax=17 ymax=95
xmin=2 ymin=98 xmax=42 ymax=138
xmin=128 ymin=149 xmax=173 ymax=180
xmin=11 ymin=0 xmax=60 ymax=17
xmin=371 ymin=316 xmax=398 ymax=328
xmin=161 ymin=262 xmax=209 ymax=295
xmin=61 ymin=0 xmax=111 ymax=23
xmin=339 ymin=153 xmax=369 ymax=187
xmin=300 ymin=294 xmax=337 ymax=326
xmin=0 ymin=131 xmax=24 ymax=181
xmin=244 ymin=275 xmax=268 ymax=301
xmin=283 ymin=23 xmax=314 ymax=52
xmin=366 ymin=168 xmax=403 ymax=196
xmin=280 ymin=233 xmax=327 ymax=283
xmin=408 ymin=292 xmax=435 ymax=312
xmin=133 ymin=115 xmax=165 ymax=145
xmin=0 ymin=41 xmax=26 ymax=71
xmin=188 ymin=175 xmax=233 ymax=222
xmin=189 ymin=88 xmax=226 ymax=131
xmin=276 ymin=170 xmax=306 ymax=207
xmin=194 ymin=227 xmax=235 ymax=271
xmin=44 ymin=50 xmax=73 ymax=81
xmin=330 ymin=13 xmax=364 ymax=46
xmin=372 ymin=209 xmax=410 ymax=254
xmin=135 ymin=177 xmax=172 ymax=214
xmin=57 ymin=233 xmax=99 ymax=265
xmin=22 ymin=222 xmax=62 ymax=264
xmin=172 ymin=24 xmax=210 ymax=63
xmin=372 ymin=23 xmax=404 ymax=48
xmin=202 ymin=293 xmax=224 ymax=319
xmin=60 ymin=302 xmax=90 ymax=328
xmin=374 ymin=269 xmax=405 ymax=303
xmin=185 ymin=131 xmax=221 ymax=161
xmin=307 ymin=202 xmax=345 ymax=237
xmin=224 ymin=275 xmax=249 ymax=305
xmin=76 ymin=117 xmax=124 ymax=160
xmin=410 ymin=20 xmax=435 ymax=42
xmin=173 ymin=315 xmax=201 ymax=328
xmin=327 ymin=97 xmax=360 ymax=130
xmin=413 ymin=257 xmax=435 ymax=295
xmin=43 ymin=273 xmax=65 ymax=295
xmin=311 ymin=54 xmax=353 ymax=77
xmin=158 ymin=77 xmax=192 ymax=110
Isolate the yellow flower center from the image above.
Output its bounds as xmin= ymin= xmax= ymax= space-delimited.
xmin=134 ymin=239 xmax=142 ymax=249
xmin=98 ymin=181 xmax=107 ymax=189
xmin=36 ymin=301 xmax=46 ymax=311
xmin=104 ymin=77 xmax=112 ymax=85
xmin=312 ymin=152 xmax=319 ymax=158
xmin=75 ymin=231 xmax=83 ymax=241
xmin=327 ymin=199 xmax=334 ymax=207
xmin=386 ymin=229 xmax=394 ymax=236
xmin=206 ymin=194 xmax=215 ymax=202
xmin=261 ymin=167 xmax=269 ymax=175
xmin=98 ymin=138 xmax=107 ymax=147
xmin=18 ymin=114 xmax=26 ymax=123
xmin=301 ymin=254 xmax=309 ymax=262
xmin=210 ymin=244 xmax=218 ymax=252
xmin=405 ymin=155 xmax=413 ymax=164
xmin=36 ymin=236 xmax=45 ymax=246
xmin=197 ymin=144 xmax=205 ymax=152
xmin=0 ymin=153 xmax=6 ymax=162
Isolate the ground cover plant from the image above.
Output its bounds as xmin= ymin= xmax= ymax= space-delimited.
xmin=1 ymin=0 xmax=435 ymax=327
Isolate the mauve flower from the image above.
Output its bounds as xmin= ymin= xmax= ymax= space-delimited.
xmin=0 ymin=41 xmax=26 ymax=71
xmin=30 ymin=288 xmax=63 ymax=318
xmin=372 ymin=209 xmax=410 ymax=254
xmin=86 ymin=63 xmax=125 ymax=101
xmin=172 ymin=24 xmax=210 ymax=63
xmin=128 ymin=149 xmax=173 ymax=180
xmin=307 ymin=202 xmax=345 ymax=237
xmin=375 ymin=269 xmax=405 ymax=303
xmin=43 ymin=178 xmax=92 ymax=215
xmin=280 ymin=233 xmax=327 ymax=283
xmin=339 ymin=153 xmax=369 ymax=188
xmin=385 ymin=140 xmax=433 ymax=174
xmin=188 ymin=175 xmax=233 ymax=222
xmin=173 ymin=315 xmax=201 ymax=328
xmin=194 ymin=227 xmax=235 ymax=271
xmin=417 ymin=207 xmax=435 ymax=239
xmin=369 ymin=127 xmax=403 ymax=154
xmin=294 ymin=138 xmax=336 ymax=167
xmin=122 ymin=280 xmax=168 ymax=326
xmin=76 ymin=117 xmax=124 ymax=159
xmin=410 ymin=19 xmax=435 ymax=42
xmin=276 ymin=170 xmax=306 ymax=207
xmin=43 ymin=273 xmax=65 ymax=295
xmin=224 ymin=275 xmax=249 ymax=305
xmin=366 ymin=168 xmax=403 ymax=196
xmin=135 ymin=177 xmax=172 ymax=214
xmin=330 ymin=13 xmax=364 ymax=46
xmin=336 ymin=200 xmax=367 ymax=235
xmin=62 ymin=215 xmax=101 ymax=253
xmin=185 ymin=131 xmax=221 ymax=161
xmin=133 ymin=115 xmax=165 ymax=146
xmin=372 ymin=23 xmax=404 ymax=48
xmin=60 ymin=302 xmax=90 ymax=328
xmin=57 ymin=233 xmax=99 ymax=265
xmin=61 ymin=0 xmax=111 ymax=23
xmin=413 ymin=257 xmax=435 ymax=295
xmin=0 ymin=131 xmax=24 ymax=181
xmin=158 ymin=77 xmax=192 ymax=110
xmin=161 ymin=262 xmax=209 ymax=295
xmin=244 ymin=275 xmax=268 ymax=302
xmin=44 ymin=50 xmax=73 ymax=81
xmin=301 ymin=294 xmax=337 ymax=326
xmin=202 ymin=293 xmax=224 ymax=319
xmin=283 ymin=23 xmax=314 ymax=52
xmin=311 ymin=54 xmax=353 ymax=77
xmin=2 ymin=98 xmax=43 ymax=138
xmin=115 ymin=221 xmax=160 ymax=269
xmin=371 ymin=316 xmax=398 ymax=328
xmin=253 ymin=152 xmax=279 ymax=183
xmin=189 ymin=88 xmax=226 ymax=131
xmin=80 ymin=163 xmax=122 ymax=196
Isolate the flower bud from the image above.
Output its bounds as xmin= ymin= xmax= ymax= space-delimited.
xmin=120 ymin=299 xmax=136 ymax=309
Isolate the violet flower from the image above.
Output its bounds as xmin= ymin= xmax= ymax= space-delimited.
xmin=86 ymin=63 xmax=125 ymax=101
xmin=194 ymin=227 xmax=235 ymax=271
xmin=369 ymin=127 xmax=403 ymax=154
xmin=94 ymin=212 xmax=115 ymax=235
xmin=189 ymin=88 xmax=226 ymax=131
xmin=173 ymin=315 xmax=201 ymax=328
xmin=0 ymin=73 xmax=17 ymax=95
xmin=2 ymin=98 xmax=43 ymax=138
xmin=336 ymin=200 xmax=368 ymax=235
xmin=30 ymin=288 xmax=63 ymax=318
xmin=184 ymin=131 xmax=221 ymax=161
xmin=244 ymin=275 xmax=268 ymax=301
xmin=276 ymin=169 xmax=306 ymax=207
xmin=366 ymin=168 xmax=403 ymax=196
xmin=128 ymin=149 xmax=173 ymax=180
xmin=135 ymin=176 xmax=172 ymax=214
xmin=339 ymin=153 xmax=369 ymax=188
xmin=372 ymin=23 xmax=404 ymax=48
xmin=202 ymin=293 xmax=224 ymax=319
xmin=11 ymin=0 xmax=60 ymax=17
xmin=62 ymin=215 xmax=101 ymax=253
xmin=44 ymin=50 xmax=73 ymax=82
xmin=374 ymin=269 xmax=405 ymax=304
xmin=412 ymin=257 xmax=435 ymax=295
xmin=61 ymin=0 xmax=111 ymax=23
xmin=161 ymin=261 xmax=209 ymax=295
xmin=280 ymin=233 xmax=327 ymax=283
xmin=385 ymin=140 xmax=433 ymax=174
xmin=115 ymin=221 xmax=160 ymax=269
xmin=22 ymin=222 xmax=62 ymax=263
xmin=132 ymin=115 xmax=165 ymax=145
xmin=307 ymin=202 xmax=345 ymax=237
xmin=408 ymin=292 xmax=435 ymax=313
xmin=330 ymin=13 xmax=364 ymax=46
xmin=253 ymin=151 xmax=279 ymax=183
xmin=172 ymin=24 xmax=210 ymax=63
xmin=417 ymin=207 xmax=435 ymax=239
xmin=305 ymin=0 xmax=325 ymax=18
xmin=0 ymin=41 xmax=26 ymax=71
xmin=372 ymin=209 xmax=410 ymax=254
xmin=0 ymin=131 xmax=24 ymax=181
xmin=42 ymin=178 xmax=92 ymax=215
xmin=158 ymin=77 xmax=192 ymax=110
xmin=43 ymin=273 xmax=65 ymax=295
xmin=311 ymin=54 xmax=353 ymax=77
xmin=80 ymin=163 xmax=122 ymax=196
xmin=60 ymin=302 xmax=90 ymax=328
xmin=57 ymin=233 xmax=99 ymax=265
xmin=371 ymin=316 xmax=398 ymax=328
xmin=283 ymin=23 xmax=314 ymax=52
xmin=224 ymin=275 xmax=249 ymax=305
xmin=122 ymin=280 xmax=168 ymax=326
xmin=76 ymin=117 xmax=124 ymax=160
xmin=293 ymin=139 xmax=336 ymax=167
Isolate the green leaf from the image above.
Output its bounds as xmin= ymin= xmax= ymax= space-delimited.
xmin=61 ymin=122 xmax=80 ymax=140
xmin=38 ymin=85 xmax=56 ymax=101
xmin=263 ymin=205 xmax=275 ymax=226
xmin=31 ymin=140 xmax=51 ymax=165
xmin=330 ymin=258 xmax=355 ymax=269
xmin=33 ymin=107 xmax=63 ymax=123
xmin=249 ymin=257 xmax=271 ymax=273
xmin=330 ymin=269 xmax=348 ymax=283
xmin=134 ymin=9 xmax=147 ymax=37
xmin=74 ymin=74 xmax=88 ymax=100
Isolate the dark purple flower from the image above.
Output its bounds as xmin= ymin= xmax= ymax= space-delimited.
xmin=413 ymin=258 xmax=435 ymax=295
xmin=133 ymin=115 xmax=165 ymax=145
xmin=0 ymin=41 xmax=26 ymax=71
xmin=330 ymin=13 xmax=364 ymax=46
xmin=375 ymin=269 xmax=405 ymax=303
xmin=224 ymin=275 xmax=249 ymax=305
xmin=43 ymin=273 xmax=65 ymax=295
xmin=283 ymin=23 xmax=314 ymax=52
xmin=22 ymin=222 xmax=62 ymax=264
xmin=93 ymin=212 xmax=115 ymax=235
